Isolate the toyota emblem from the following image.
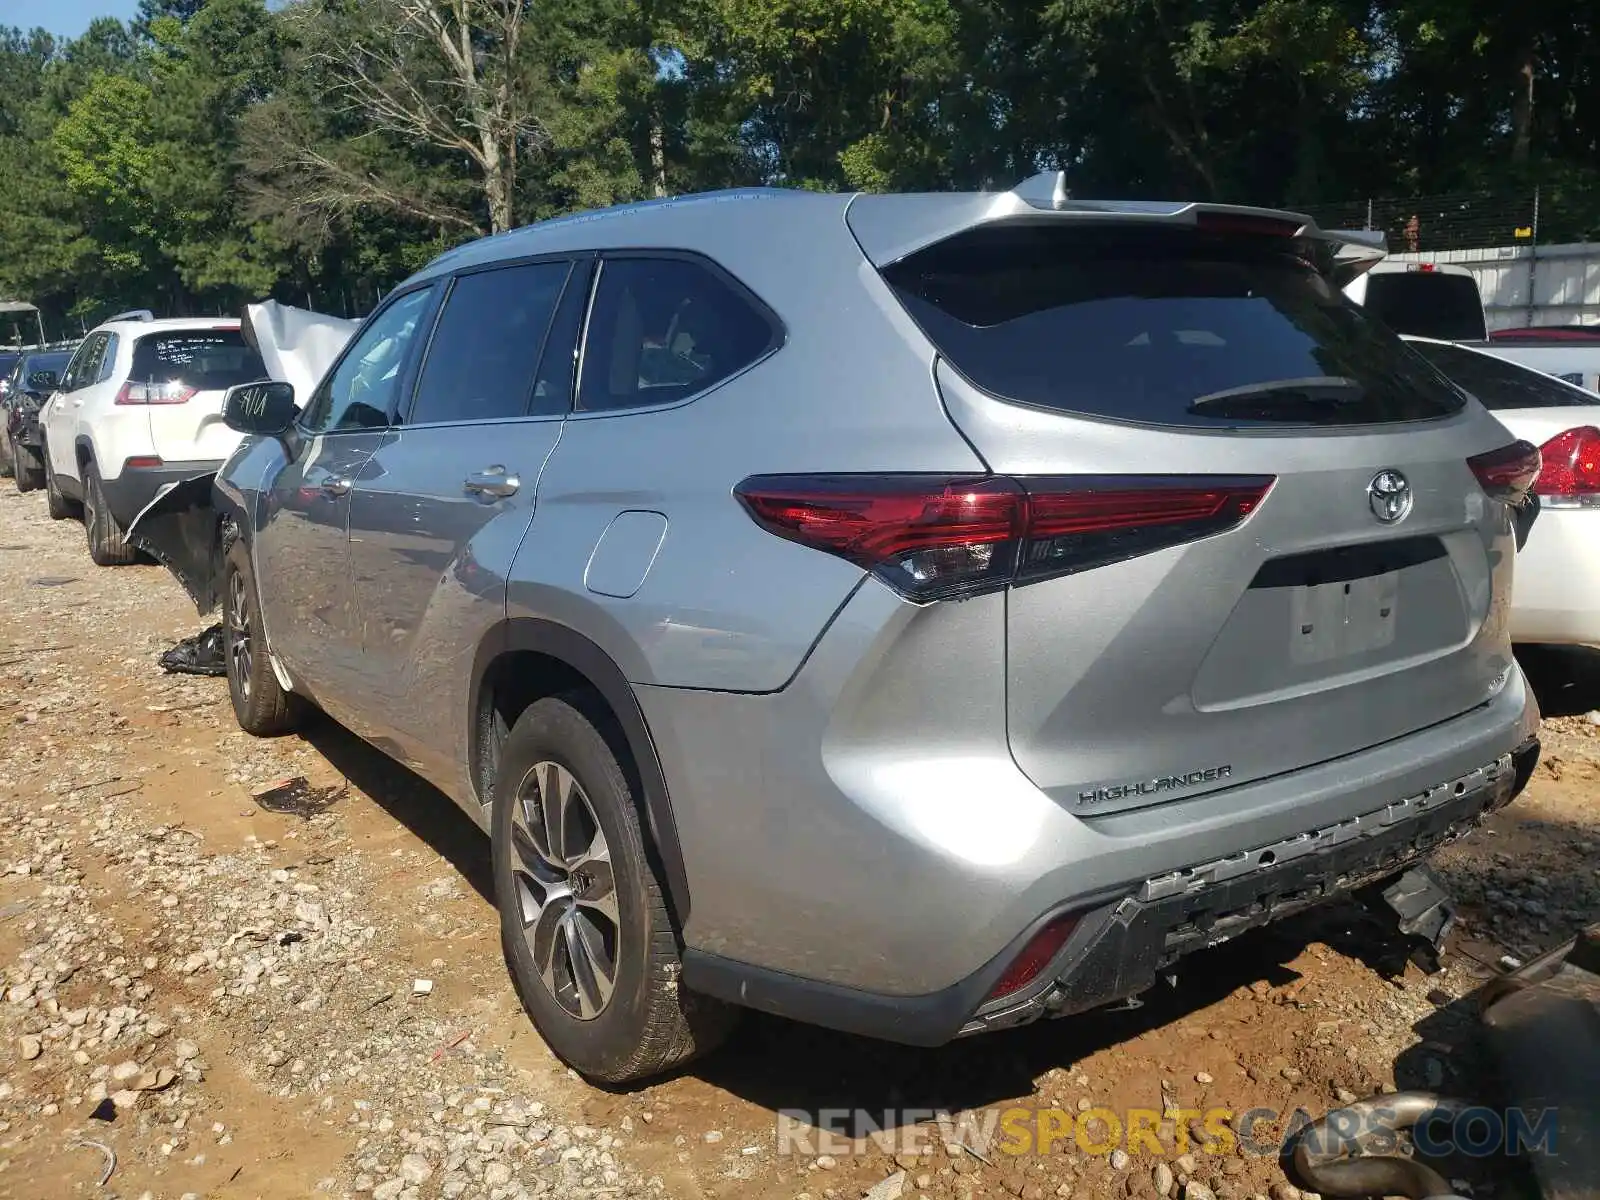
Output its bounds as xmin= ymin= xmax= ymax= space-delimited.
xmin=1368 ymin=469 xmax=1413 ymax=524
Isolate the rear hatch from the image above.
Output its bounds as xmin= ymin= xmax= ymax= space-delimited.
xmin=131 ymin=328 xmax=266 ymax=463
xmin=867 ymin=214 xmax=1529 ymax=816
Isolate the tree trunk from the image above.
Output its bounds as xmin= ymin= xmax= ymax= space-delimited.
xmin=1512 ymin=41 xmax=1535 ymax=165
xmin=650 ymin=115 xmax=668 ymax=199
xmin=482 ymin=137 xmax=513 ymax=233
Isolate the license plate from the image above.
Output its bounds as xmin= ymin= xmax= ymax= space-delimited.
xmin=1290 ymin=571 xmax=1399 ymax=664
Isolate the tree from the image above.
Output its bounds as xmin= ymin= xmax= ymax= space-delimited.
xmin=295 ymin=0 xmax=550 ymax=234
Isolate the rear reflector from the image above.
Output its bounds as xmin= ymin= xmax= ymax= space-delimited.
xmin=1468 ymin=441 xmax=1542 ymax=505
xmin=735 ymin=474 xmax=1273 ymax=602
xmin=116 ymin=381 xmax=197 ymax=405
xmin=988 ymin=914 xmax=1079 ymax=1001
xmin=123 ymin=456 xmax=164 ymax=470
xmin=1534 ymin=427 xmax=1600 ymax=506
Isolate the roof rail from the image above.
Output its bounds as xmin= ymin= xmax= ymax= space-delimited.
xmin=105 ymin=309 xmax=156 ymax=323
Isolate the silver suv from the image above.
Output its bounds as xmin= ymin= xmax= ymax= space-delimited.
xmin=140 ymin=178 xmax=1541 ymax=1083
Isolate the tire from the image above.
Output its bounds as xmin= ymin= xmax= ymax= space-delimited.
xmin=0 ymin=432 xmax=12 ymax=479
xmin=83 ymin=461 xmax=138 ymax=566
xmin=223 ymin=538 xmax=306 ymax=737
xmin=491 ymin=693 xmax=737 ymax=1083
xmin=42 ymin=444 xmax=76 ymax=520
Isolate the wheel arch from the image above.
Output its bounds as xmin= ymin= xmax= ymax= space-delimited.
xmin=471 ymin=617 xmax=692 ymax=926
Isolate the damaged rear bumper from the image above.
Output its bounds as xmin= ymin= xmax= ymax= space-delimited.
xmin=126 ymin=472 xmax=224 ymax=614
xmin=969 ymin=740 xmax=1538 ymax=1037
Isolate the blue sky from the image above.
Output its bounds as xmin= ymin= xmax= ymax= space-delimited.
xmin=7 ymin=1 xmax=143 ymax=39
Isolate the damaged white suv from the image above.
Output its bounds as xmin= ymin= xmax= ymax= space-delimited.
xmin=38 ymin=312 xmax=266 ymax=565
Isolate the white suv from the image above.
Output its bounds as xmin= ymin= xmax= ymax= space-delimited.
xmin=38 ymin=313 xmax=267 ymax=564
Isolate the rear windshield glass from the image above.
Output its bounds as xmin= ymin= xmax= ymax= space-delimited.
xmin=1362 ymin=273 xmax=1487 ymax=342
xmin=883 ymin=226 xmax=1466 ymax=428
xmin=21 ymin=352 xmax=71 ymax=388
xmin=130 ymin=330 xmax=265 ymax=391
xmin=1407 ymin=340 xmax=1592 ymax=411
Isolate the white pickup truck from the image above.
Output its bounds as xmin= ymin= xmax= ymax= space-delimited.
xmin=1345 ymin=261 xmax=1600 ymax=392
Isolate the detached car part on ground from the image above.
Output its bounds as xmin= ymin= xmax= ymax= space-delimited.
xmin=1289 ymin=925 xmax=1600 ymax=1200
xmin=132 ymin=178 xmax=1541 ymax=1084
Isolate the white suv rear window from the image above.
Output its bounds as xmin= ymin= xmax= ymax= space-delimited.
xmin=131 ymin=331 xmax=265 ymax=392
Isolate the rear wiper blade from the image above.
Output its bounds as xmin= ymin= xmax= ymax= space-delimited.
xmin=1187 ymin=377 xmax=1370 ymax=420
xmin=1188 ymin=376 xmax=1365 ymax=413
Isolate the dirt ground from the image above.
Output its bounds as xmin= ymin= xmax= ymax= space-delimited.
xmin=1 ymin=480 xmax=1596 ymax=1200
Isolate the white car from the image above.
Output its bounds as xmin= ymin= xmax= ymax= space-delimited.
xmin=38 ymin=314 xmax=266 ymax=564
xmin=1406 ymin=336 xmax=1600 ymax=645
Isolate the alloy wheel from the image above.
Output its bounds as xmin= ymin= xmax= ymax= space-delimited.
xmin=227 ymin=569 xmax=253 ymax=701
xmin=509 ymin=761 xmax=619 ymax=1020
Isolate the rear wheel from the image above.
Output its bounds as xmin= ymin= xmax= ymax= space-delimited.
xmin=0 ymin=433 xmax=12 ymax=479
xmin=83 ymin=461 xmax=138 ymax=566
xmin=42 ymin=443 xmax=75 ymax=520
xmin=491 ymin=694 xmax=737 ymax=1082
xmin=223 ymin=538 xmax=305 ymax=736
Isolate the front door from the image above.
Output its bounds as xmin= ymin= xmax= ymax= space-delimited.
xmin=345 ymin=259 xmax=583 ymax=793
xmin=253 ymin=286 xmax=437 ymax=716
xmin=43 ymin=332 xmax=108 ymax=482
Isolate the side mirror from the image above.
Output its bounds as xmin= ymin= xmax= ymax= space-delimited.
xmin=222 ymin=380 xmax=296 ymax=436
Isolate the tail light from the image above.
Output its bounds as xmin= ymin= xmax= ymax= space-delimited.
xmin=116 ymin=380 xmax=196 ymax=405
xmin=735 ymin=474 xmax=1273 ymax=602
xmin=988 ymin=914 xmax=1080 ymax=1001
xmin=1468 ymin=440 xmax=1542 ymax=505
xmin=1533 ymin=427 xmax=1600 ymax=507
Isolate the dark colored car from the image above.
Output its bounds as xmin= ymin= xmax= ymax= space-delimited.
xmin=2 ymin=349 xmax=73 ymax=492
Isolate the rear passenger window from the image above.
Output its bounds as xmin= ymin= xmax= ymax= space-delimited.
xmin=410 ymin=261 xmax=571 ymax=425
xmin=578 ymin=257 xmax=776 ymax=412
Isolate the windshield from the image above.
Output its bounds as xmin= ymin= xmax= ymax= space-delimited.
xmin=20 ymin=352 xmax=71 ymax=391
xmin=883 ymin=225 xmax=1466 ymax=428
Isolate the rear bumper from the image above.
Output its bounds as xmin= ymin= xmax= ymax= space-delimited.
xmin=99 ymin=459 xmax=222 ymax=529
xmin=682 ymin=738 xmax=1538 ymax=1046
xmin=1510 ymin=506 xmax=1600 ymax=645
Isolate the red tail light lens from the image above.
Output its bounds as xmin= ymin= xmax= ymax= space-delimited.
xmin=1468 ymin=440 xmax=1542 ymax=504
xmin=116 ymin=381 xmax=197 ymax=405
xmin=735 ymin=474 xmax=1273 ymax=601
xmin=1534 ymin=427 xmax=1600 ymax=506
xmin=988 ymin=914 xmax=1079 ymax=1001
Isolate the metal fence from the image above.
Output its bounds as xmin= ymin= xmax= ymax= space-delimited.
xmin=1304 ymin=187 xmax=1600 ymax=255
xmin=1304 ymin=188 xmax=1600 ymax=329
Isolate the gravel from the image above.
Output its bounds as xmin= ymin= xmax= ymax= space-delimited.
xmin=0 ymin=491 xmax=663 ymax=1198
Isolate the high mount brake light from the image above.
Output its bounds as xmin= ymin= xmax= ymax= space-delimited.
xmin=1194 ymin=212 xmax=1303 ymax=239
xmin=1468 ymin=440 xmax=1542 ymax=505
xmin=115 ymin=380 xmax=197 ymax=405
xmin=734 ymin=474 xmax=1274 ymax=602
xmin=1533 ymin=427 xmax=1600 ymax=507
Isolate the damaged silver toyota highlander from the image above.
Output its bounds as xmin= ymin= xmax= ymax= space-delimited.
xmin=131 ymin=178 xmax=1543 ymax=1084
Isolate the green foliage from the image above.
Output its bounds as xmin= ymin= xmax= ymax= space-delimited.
xmin=0 ymin=0 xmax=1596 ymax=342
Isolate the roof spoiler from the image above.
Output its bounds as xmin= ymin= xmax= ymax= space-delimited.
xmin=105 ymin=309 xmax=156 ymax=323
xmin=1013 ymin=173 xmax=1390 ymax=285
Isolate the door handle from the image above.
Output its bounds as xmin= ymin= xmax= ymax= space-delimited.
xmin=321 ymin=477 xmax=352 ymax=497
xmin=464 ymin=467 xmax=520 ymax=500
